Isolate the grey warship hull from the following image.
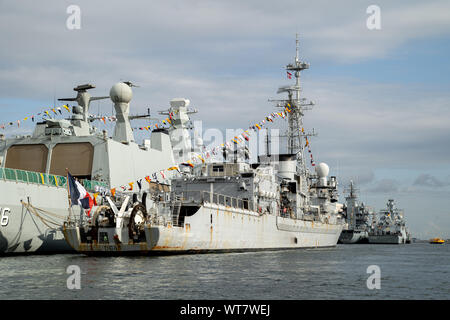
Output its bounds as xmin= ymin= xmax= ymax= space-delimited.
xmin=0 ymin=178 xmax=73 ymax=254
xmin=368 ymin=234 xmax=406 ymax=244
xmin=338 ymin=229 xmax=368 ymax=244
xmin=64 ymin=202 xmax=343 ymax=255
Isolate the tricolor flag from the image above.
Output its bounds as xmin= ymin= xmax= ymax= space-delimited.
xmin=67 ymin=172 xmax=94 ymax=216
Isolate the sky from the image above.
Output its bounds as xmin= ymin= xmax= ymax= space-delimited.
xmin=1 ymin=0 xmax=449 ymax=239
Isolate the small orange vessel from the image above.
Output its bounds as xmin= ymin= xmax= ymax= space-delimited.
xmin=429 ymin=238 xmax=445 ymax=244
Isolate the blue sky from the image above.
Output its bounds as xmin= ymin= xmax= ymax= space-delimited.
xmin=0 ymin=0 xmax=449 ymax=239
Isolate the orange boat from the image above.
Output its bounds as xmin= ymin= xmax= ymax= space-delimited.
xmin=429 ymin=238 xmax=445 ymax=244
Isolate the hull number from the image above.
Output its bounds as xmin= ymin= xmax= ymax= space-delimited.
xmin=1 ymin=207 xmax=10 ymax=226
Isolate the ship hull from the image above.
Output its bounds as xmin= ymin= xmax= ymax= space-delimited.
xmin=64 ymin=203 xmax=343 ymax=255
xmin=0 ymin=180 xmax=75 ymax=254
xmin=338 ymin=230 xmax=369 ymax=244
xmin=368 ymin=234 xmax=406 ymax=244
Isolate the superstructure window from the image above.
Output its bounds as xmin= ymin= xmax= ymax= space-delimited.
xmin=5 ymin=144 xmax=48 ymax=173
xmin=212 ymin=165 xmax=224 ymax=173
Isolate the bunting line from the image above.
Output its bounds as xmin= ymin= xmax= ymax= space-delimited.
xmin=105 ymin=103 xmax=318 ymax=197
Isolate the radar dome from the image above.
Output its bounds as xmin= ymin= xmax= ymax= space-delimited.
xmin=315 ymin=162 xmax=329 ymax=178
xmin=110 ymin=82 xmax=133 ymax=103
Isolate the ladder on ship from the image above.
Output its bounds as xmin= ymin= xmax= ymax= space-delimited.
xmin=171 ymin=201 xmax=182 ymax=226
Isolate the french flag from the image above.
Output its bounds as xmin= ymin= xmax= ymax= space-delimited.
xmin=68 ymin=172 xmax=94 ymax=216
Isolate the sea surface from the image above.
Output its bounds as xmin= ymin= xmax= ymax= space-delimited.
xmin=0 ymin=243 xmax=449 ymax=300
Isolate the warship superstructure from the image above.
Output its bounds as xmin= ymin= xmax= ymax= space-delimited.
xmin=63 ymin=37 xmax=345 ymax=255
xmin=338 ymin=181 xmax=372 ymax=244
xmin=0 ymin=82 xmax=187 ymax=254
xmin=368 ymin=199 xmax=410 ymax=244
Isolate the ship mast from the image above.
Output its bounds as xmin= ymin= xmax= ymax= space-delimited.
xmin=273 ymin=34 xmax=316 ymax=175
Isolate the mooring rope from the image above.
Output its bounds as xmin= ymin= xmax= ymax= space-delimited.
xmin=20 ymin=201 xmax=65 ymax=230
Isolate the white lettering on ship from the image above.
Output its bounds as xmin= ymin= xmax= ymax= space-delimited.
xmin=1 ymin=207 xmax=10 ymax=226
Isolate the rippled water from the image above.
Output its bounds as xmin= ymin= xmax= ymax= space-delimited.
xmin=0 ymin=243 xmax=449 ymax=300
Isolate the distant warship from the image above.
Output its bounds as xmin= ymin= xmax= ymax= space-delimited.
xmin=368 ymin=199 xmax=410 ymax=244
xmin=63 ymin=37 xmax=345 ymax=255
xmin=338 ymin=181 xmax=372 ymax=244
xmin=0 ymin=82 xmax=190 ymax=254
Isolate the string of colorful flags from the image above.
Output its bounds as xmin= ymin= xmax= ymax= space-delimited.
xmin=0 ymin=104 xmax=71 ymax=129
xmin=303 ymin=127 xmax=316 ymax=167
xmin=105 ymin=102 xmax=317 ymax=197
xmin=0 ymin=102 xmax=178 ymax=132
xmin=3 ymin=101 xmax=317 ymax=200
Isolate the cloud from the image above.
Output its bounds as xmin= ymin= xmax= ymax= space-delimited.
xmin=413 ymin=174 xmax=449 ymax=188
xmin=367 ymin=179 xmax=399 ymax=193
xmin=1 ymin=0 xmax=450 ymax=99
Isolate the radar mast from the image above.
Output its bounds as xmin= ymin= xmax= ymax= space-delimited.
xmin=272 ymin=34 xmax=316 ymax=176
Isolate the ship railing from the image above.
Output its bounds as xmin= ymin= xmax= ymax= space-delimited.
xmin=0 ymin=167 xmax=108 ymax=192
xmin=168 ymin=191 xmax=254 ymax=211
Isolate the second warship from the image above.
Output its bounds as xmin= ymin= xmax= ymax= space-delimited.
xmin=368 ymin=199 xmax=410 ymax=244
xmin=63 ymin=37 xmax=345 ymax=255
xmin=338 ymin=181 xmax=372 ymax=244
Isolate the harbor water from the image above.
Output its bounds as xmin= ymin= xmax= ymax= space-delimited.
xmin=0 ymin=243 xmax=448 ymax=300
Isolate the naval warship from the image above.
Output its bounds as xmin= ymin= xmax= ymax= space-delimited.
xmin=338 ymin=181 xmax=372 ymax=244
xmin=368 ymin=199 xmax=410 ymax=244
xmin=0 ymin=82 xmax=194 ymax=254
xmin=63 ymin=38 xmax=345 ymax=255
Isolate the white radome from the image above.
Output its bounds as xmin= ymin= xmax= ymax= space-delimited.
xmin=315 ymin=162 xmax=329 ymax=177
xmin=110 ymin=82 xmax=133 ymax=103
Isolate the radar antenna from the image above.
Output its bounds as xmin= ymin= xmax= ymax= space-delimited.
xmin=58 ymin=84 xmax=109 ymax=122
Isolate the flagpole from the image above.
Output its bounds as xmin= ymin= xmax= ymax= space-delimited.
xmin=65 ymin=168 xmax=74 ymax=224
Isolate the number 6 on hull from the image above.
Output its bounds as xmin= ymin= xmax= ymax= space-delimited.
xmin=1 ymin=208 xmax=10 ymax=226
